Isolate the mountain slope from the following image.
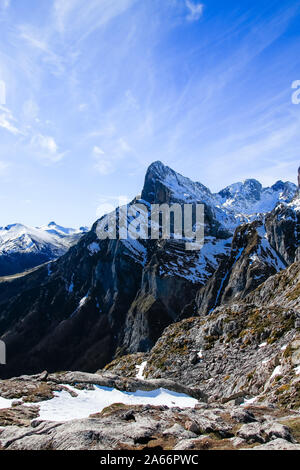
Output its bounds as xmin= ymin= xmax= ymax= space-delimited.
xmin=105 ymin=260 xmax=300 ymax=408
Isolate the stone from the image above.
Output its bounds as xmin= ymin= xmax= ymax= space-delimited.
xmin=264 ymin=423 xmax=293 ymax=442
xmin=184 ymin=421 xmax=200 ymax=434
xmin=230 ymin=437 xmax=246 ymax=448
xmin=252 ymin=438 xmax=300 ymax=450
xmin=237 ymin=422 xmax=266 ymax=444
xmin=230 ymin=409 xmax=256 ymax=424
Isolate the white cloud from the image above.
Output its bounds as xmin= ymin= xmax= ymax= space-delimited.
xmin=92 ymin=138 xmax=132 ymax=175
xmin=93 ymin=146 xmax=113 ymax=175
xmin=31 ymin=134 xmax=66 ymax=163
xmin=186 ymin=1 xmax=204 ymax=22
xmin=95 ymin=194 xmax=130 ymax=218
xmin=93 ymin=145 xmax=105 ymax=155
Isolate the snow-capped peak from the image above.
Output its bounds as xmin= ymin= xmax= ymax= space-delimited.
xmin=140 ymin=162 xmax=297 ymax=231
xmin=0 ymin=222 xmax=88 ymax=276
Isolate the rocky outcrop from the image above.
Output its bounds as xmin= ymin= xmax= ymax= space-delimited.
xmin=195 ymin=221 xmax=287 ymax=314
xmin=118 ymin=310 xmax=300 ymax=408
xmin=246 ymin=261 xmax=300 ymax=311
xmin=0 ymin=399 xmax=299 ymax=450
xmin=265 ymin=203 xmax=300 ymax=265
xmin=105 ymin=260 xmax=300 ymax=409
xmin=0 ymin=370 xmax=300 ymax=450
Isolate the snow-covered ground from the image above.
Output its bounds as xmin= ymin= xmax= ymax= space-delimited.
xmin=30 ymin=385 xmax=198 ymax=422
xmin=0 ymin=396 xmax=12 ymax=409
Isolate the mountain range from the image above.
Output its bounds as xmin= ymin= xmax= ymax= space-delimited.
xmin=0 ymin=222 xmax=88 ymax=277
xmin=0 ymin=161 xmax=299 ymax=451
xmin=0 ymin=161 xmax=298 ymax=379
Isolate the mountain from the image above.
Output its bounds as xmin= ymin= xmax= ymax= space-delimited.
xmin=0 ymin=162 xmax=299 ymax=451
xmin=0 ymin=222 xmax=88 ymax=276
xmin=217 ymin=179 xmax=296 ymax=219
xmin=142 ymin=161 xmax=297 ymax=231
xmin=105 ymin=259 xmax=300 ymax=408
xmin=0 ymin=161 xmax=298 ymax=379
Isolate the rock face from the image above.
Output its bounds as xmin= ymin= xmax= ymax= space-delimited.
xmin=265 ymin=204 xmax=300 ymax=265
xmin=106 ymin=261 xmax=300 ymax=409
xmin=195 ymin=221 xmax=287 ymax=314
xmin=0 ymin=162 xmax=298 ymax=379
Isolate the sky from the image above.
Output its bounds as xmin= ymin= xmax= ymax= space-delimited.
xmin=0 ymin=0 xmax=300 ymax=228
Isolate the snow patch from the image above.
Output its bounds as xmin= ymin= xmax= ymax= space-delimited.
xmin=241 ymin=396 xmax=258 ymax=406
xmin=0 ymin=396 xmax=12 ymax=409
xmin=33 ymin=385 xmax=198 ymax=422
xmin=270 ymin=365 xmax=282 ymax=379
xmin=294 ymin=366 xmax=300 ymax=376
xmin=136 ymin=361 xmax=147 ymax=379
xmin=88 ymin=242 xmax=100 ymax=255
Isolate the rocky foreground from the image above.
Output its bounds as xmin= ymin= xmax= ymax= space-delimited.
xmin=1 ymin=261 xmax=300 ymax=451
xmin=0 ymin=370 xmax=300 ymax=451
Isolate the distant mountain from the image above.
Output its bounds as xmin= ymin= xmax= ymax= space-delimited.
xmin=216 ymin=178 xmax=297 ymax=222
xmin=0 ymin=222 xmax=88 ymax=276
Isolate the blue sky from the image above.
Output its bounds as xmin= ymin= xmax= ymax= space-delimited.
xmin=0 ymin=0 xmax=300 ymax=227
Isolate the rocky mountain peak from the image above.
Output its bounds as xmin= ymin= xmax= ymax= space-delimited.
xmin=141 ymin=161 xmax=213 ymax=207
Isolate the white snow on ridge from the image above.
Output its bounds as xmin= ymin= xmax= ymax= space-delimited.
xmin=0 ymin=222 xmax=87 ymax=257
xmin=31 ymin=385 xmax=198 ymax=422
xmin=159 ymin=237 xmax=231 ymax=284
xmin=151 ymin=163 xmax=297 ymax=232
xmin=288 ymin=195 xmax=300 ymax=212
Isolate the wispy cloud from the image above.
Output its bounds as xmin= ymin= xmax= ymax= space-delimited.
xmin=18 ymin=25 xmax=66 ymax=75
xmin=185 ymin=1 xmax=204 ymax=22
xmin=0 ymin=160 xmax=9 ymax=175
xmin=0 ymin=106 xmax=23 ymax=135
xmin=92 ymin=146 xmax=113 ymax=175
xmin=53 ymin=0 xmax=137 ymax=40
xmin=95 ymin=194 xmax=130 ymax=218
xmin=92 ymin=137 xmax=132 ymax=175
xmin=30 ymin=134 xmax=67 ymax=164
